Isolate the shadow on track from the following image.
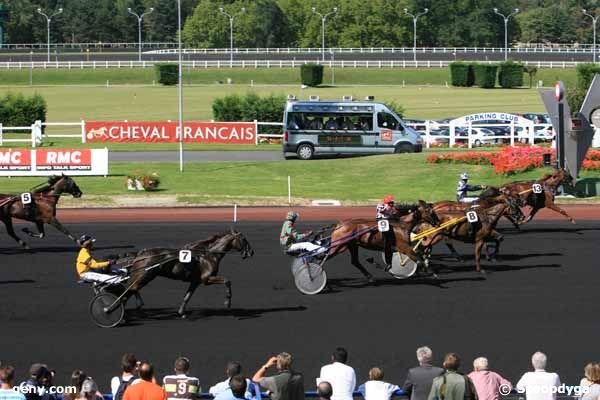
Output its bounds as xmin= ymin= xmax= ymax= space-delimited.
xmin=434 ymin=263 xmax=562 ymax=274
xmin=0 ymin=245 xmax=135 ymax=255
xmin=431 ymin=252 xmax=563 ymax=262
xmin=0 ymin=279 xmax=35 ymax=285
xmin=512 ymin=227 xmax=600 ymax=235
xmin=124 ymin=305 xmax=307 ymax=323
xmin=326 ymin=276 xmax=487 ymax=292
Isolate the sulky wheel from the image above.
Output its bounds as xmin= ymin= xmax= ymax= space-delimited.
xmin=291 ymin=258 xmax=327 ymax=295
xmin=89 ymin=292 xmax=125 ymax=328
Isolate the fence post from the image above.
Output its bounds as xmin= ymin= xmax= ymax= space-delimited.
xmin=288 ymin=176 xmax=292 ymax=205
xmin=510 ymin=121 xmax=515 ymax=147
xmin=81 ymin=120 xmax=87 ymax=143
xmin=34 ymin=120 xmax=43 ymax=147
xmin=468 ymin=121 xmax=472 ymax=149
xmin=254 ymin=120 xmax=259 ymax=145
xmin=0 ymin=123 xmax=3 ymax=146
xmin=31 ymin=123 xmax=36 ymax=148
xmin=425 ymin=120 xmax=431 ymax=149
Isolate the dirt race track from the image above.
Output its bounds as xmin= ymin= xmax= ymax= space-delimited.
xmin=1 ymin=207 xmax=599 ymax=393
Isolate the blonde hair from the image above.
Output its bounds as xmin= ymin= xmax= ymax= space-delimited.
xmin=585 ymin=362 xmax=600 ymax=384
xmin=473 ymin=357 xmax=489 ymax=371
xmin=277 ymin=353 xmax=293 ymax=370
xmin=369 ymin=367 xmax=384 ymax=381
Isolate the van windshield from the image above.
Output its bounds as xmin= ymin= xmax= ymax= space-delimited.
xmin=287 ymin=112 xmax=373 ymax=131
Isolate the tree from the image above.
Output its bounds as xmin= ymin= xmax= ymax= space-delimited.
xmin=523 ymin=65 xmax=537 ymax=88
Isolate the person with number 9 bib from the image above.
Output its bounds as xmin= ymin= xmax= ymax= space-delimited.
xmin=76 ymin=235 xmax=123 ymax=284
xmin=376 ymin=196 xmax=397 ymax=272
xmin=456 ymin=173 xmax=485 ymax=203
xmin=280 ymin=211 xmax=326 ymax=255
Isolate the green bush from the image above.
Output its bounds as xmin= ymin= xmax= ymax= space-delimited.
xmin=498 ymin=60 xmax=524 ymax=88
xmin=300 ymin=63 xmax=324 ymax=87
xmin=566 ymin=87 xmax=587 ymax=113
xmin=154 ymin=63 xmax=179 ymax=85
xmin=212 ymin=92 xmax=286 ymax=123
xmin=0 ymin=92 xmax=46 ymax=128
xmin=383 ymin=101 xmax=405 ymax=118
xmin=449 ymin=62 xmax=475 ymax=87
xmin=523 ymin=65 xmax=538 ymax=88
xmin=473 ymin=64 xmax=498 ymax=88
xmin=575 ymin=63 xmax=600 ymax=90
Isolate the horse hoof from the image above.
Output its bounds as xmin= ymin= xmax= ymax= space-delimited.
xmin=367 ymin=276 xmax=376 ymax=285
xmin=480 ymin=269 xmax=487 ymax=275
xmin=571 ymin=219 xmax=577 ymax=224
xmin=179 ymin=313 xmax=187 ymax=319
xmin=224 ymin=300 xmax=232 ymax=309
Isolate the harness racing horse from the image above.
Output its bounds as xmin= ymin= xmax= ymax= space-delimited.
xmin=416 ymin=198 xmax=522 ymax=274
xmin=501 ymin=168 xmax=575 ymax=224
xmin=125 ymin=230 xmax=254 ymax=318
xmin=0 ymin=175 xmax=83 ymax=248
xmin=325 ymin=201 xmax=440 ymax=282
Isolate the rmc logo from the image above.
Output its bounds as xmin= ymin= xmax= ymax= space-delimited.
xmin=0 ymin=150 xmax=26 ymax=164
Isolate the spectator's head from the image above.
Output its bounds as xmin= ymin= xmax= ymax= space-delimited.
xmin=416 ymin=346 xmax=433 ymax=366
xmin=332 ymin=347 xmax=348 ymax=364
xmin=368 ymin=367 xmax=384 ymax=381
xmin=229 ymin=375 xmax=247 ymax=398
xmin=276 ymin=353 xmax=293 ymax=371
xmin=121 ymin=353 xmax=138 ymax=374
xmin=139 ymin=362 xmax=154 ymax=382
xmin=226 ymin=362 xmax=242 ymax=378
xmin=584 ymin=362 xmax=600 ymax=384
xmin=81 ymin=378 xmax=98 ymax=399
xmin=317 ymin=381 xmax=333 ymax=400
xmin=70 ymin=370 xmax=87 ymax=392
xmin=0 ymin=365 xmax=16 ymax=386
xmin=531 ymin=352 xmax=547 ymax=371
xmin=174 ymin=357 xmax=190 ymax=375
xmin=29 ymin=364 xmax=49 ymax=383
xmin=442 ymin=353 xmax=460 ymax=372
xmin=473 ymin=357 xmax=489 ymax=372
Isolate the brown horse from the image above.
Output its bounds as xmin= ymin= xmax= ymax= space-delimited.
xmin=500 ymin=168 xmax=575 ymax=224
xmin=324 ymin=201 xmax=440 ymax=282
xmin=0 ymin=175 xmax=82 ymax=248
xmin=125 ymin=230 xmax=254 ymax=317
xmin=416 ymin=199 xmax=521 ymax=274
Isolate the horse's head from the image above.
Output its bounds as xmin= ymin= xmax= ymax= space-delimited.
xmin=212 ymin=229 xmax=255 ymax=259
xmin=416 ymin=200 xmax=440 ymax=227
xmin=51 ymin=175 xmax=83 ymax=198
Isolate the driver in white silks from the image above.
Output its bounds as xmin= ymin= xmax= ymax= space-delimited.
xmin=280 ymin=211 xmax=327 ymax=255
xmin=456 ymin=172 xmax=485 ymax=203
xmin=76 ymin=235 xmax=124 ymax=284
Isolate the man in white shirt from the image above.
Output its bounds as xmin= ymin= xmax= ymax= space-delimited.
xmin=317 ymin=347 xmax=356 ymax=400
xmin=358 ymin=367 xmax=399 ymax=400
xmin=209 ymin=362 xmax=256 ymax=400
xmin=110 ymin=353 xmax=139 ymax=400
xmin=516 ymin=352 xmax=561 ymax=400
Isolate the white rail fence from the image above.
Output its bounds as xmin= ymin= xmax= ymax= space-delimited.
xmin=0 ymin=60 xmax=584 ymax=69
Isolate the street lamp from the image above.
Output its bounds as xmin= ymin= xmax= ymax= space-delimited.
xmin=127 ymin=7 xmax=154 ymax=62
xmin=218 ymin=6 xmax=245 ymax=65
xmin=404 ymin=8 xmax=429 ymax=63
xmin=493 ymin=7 xmax=519 ymax=61
xmin=37 ymin=7 xmax=63 ymax=63
xmin=177 ymin=0 xmax=184 ymax=172
xmin=311 ymin=7 xmax=338 ymax=62
xmin=583 ymin=9 xmax=598 ymax=64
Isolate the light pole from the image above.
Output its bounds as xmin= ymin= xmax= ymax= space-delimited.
xmin=218 ymin=6 xmax=245 ymax=65
xmin=177 ymin=0 xmax=184 ymax=172
xmin=37 ymin=7 xmax=63 ymax=63
xmin=493 ymin=7 xmax=519 ymax=61
xmin=311 ymin=7 xmax=338 ymax=62
xmin=404 ymin=8 xmax=428 ymax=63
xmin=583 ymin=9 xmax=598 ymax=64
xmin=127 ymin=7 xmax=154 ymax=62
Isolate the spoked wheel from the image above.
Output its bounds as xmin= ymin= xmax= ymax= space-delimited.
xmin=291 ymin=258 xmax=327 ymax=295
xmin=89 ymin=292 xmax=125 ymax=328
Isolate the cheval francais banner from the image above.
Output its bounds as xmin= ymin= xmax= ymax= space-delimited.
xmin=85 ymin=121 xmax=258 ymax=144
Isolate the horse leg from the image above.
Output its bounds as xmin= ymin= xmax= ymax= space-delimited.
xmin=445 ymin=239 xmax=463 ymax=262
xmin=503 ymin=215 xmax=521 ymax=230
xmin=349 ymin=243 xmax=375 ymax=284
xmin=206 ymin=276 xmax=232 ymax=308
xmin=546 ymin=203 xmax=576 ymax=224
xmin=22 ymin=221 xmax=45 ymax=239
xmin=48 ymin=218 xmax=77 ymax=242
xmin=522 ymin=207 xmax=540 ymax=224
xmin=2 ymin=217 xmax=29 ymax=249
xmin=486 ymin=230 xmax=504 ymax=262
xmin=474 ymin=239 xmax=486 ymax=275
xmin=133 ymin=291 xmax=144 ymax=310
xmin=178 ymin=281 xmax=199 ymax=318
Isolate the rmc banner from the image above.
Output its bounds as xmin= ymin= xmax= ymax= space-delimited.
xmin=0 ymin=149 xmax=108 ymax=176
xmin=85 ymin=121 xmax=258 ymax=144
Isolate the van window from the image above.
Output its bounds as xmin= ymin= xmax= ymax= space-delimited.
xmin=289 ymin=112 xmax=373 ymax=131
xmin=377 ymin=112 xmax=399 ymax=130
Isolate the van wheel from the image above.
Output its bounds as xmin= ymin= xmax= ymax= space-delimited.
xmin=394 ymin=143 xmax=413 ymax=153
xmin=297 ymin=144 xmax=314 ymax=160
xmin=474 ymin=139 xmax=481 ymax=147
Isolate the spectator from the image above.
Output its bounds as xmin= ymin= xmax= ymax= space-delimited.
xmin=317 ymin=382 xmax=333 ymax=400
xmin=123 ymin=362 xmax=166 ymax=400
xmin=19 ymin=364 xmax=54 ymax=400
xmin=317 ymin=347 xmax=356 ymax=400
xmin=428 ymin=353 xmax=477 ymax=400
xmin=213 ymin=376 xmax=248 ymax=400
xmin=468 ymin=357 xmax=511 ymax=400
xmin=403 ymin=347 xmax=444 ymax=400
xmin=0 ymin=365 xmax=26 ymax=400
xmin=579 ymin=362 xmax=600 ymax=400
xmin=516 ymin=352 xmax=561 ymax=400
xmin=64 ymin=370 xmax=87 ymax=400
xmin=163 ymin=357 xmax=200 ymax=400
xmin=358 ymin=367 xmax=399 ymax=400
xmin=252 ymin=352 xmax=304 ymax=400
xmin=324 ymin=117 xmax=338 ymax=130
xmin=77 ymin=378 xmax=103 ymax=400
xmin=111 ymin=354 xmax=139 ymax=400
xmin=210 ymin=362 xmax=256 ymax=400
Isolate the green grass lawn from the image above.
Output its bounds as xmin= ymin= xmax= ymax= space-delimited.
xmin=1 ymin=153 xmax=595 ymax=204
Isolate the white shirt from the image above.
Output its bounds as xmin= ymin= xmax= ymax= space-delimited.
xmin=359 ymin=380 xmax=400 ymax=400
xmin=110 ymin=375 xmax=139 ymax=397
xmin=209 ymin=378 xmax=255 ymax=399
xmin=516 ymin=370 xmax=561 ymax=400
xmin=317 ymin=362 xmax=356 ymax=400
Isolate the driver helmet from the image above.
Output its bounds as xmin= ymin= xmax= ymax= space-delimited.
xmin=460 ymin=172 xmax=469 ymax=181
xmin=383 ymin=195 xmax=395 ymax=205
xmin=78 ymin=234 xmax=96 ymax=247
xmin=286 ymin=211 xmax=298 ymax=221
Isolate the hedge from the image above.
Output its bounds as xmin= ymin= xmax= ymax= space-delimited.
xmin=0 ymin=92 xmax=46 ymax=128
xmin=154 ymin=63 xmax=179 ymax=85
xmin=212 ymin=93 xmax=286 ymax=135
xmin=575 ymin=63 xmax=600 ymax=90
xmin=566 ymin=87 xmax=587 ymax=113
xmin=498 ymin=61 xmax=524 ymax=88
xmin=300 ymin=63 xmax=324 ymax=87
xmin=449 ymin=62 xmax=475 ymax=87
xmin=473 ymin=64 xmax=498 ymax=88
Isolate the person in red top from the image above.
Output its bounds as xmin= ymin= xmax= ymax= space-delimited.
xmin=123 ymin=362 xmax=166 ymax=400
